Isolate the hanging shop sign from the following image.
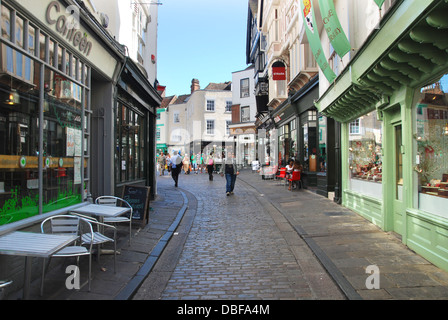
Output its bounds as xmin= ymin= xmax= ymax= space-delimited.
xmin=319 ymin=0 xmax=351 ymax=58
xmin=374 ymin=0 xmax=386 ymax=8
xmin=272 ymin=61 xmax=286 ymax=81
xmin=300 ymin=0 xmax=336 ymax=83
xmin=46 ymin=1 xmax=93 ymax=57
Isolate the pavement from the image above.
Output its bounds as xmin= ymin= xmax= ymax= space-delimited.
xmin=8 ymin=169 xmax=448 ymax=300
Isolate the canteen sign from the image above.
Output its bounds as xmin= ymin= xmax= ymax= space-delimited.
xmin=46 ymin=1 xmax=93 ymax=57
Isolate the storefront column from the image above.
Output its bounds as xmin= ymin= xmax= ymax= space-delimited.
xmin=90 ymin=82 xmax=115 ymax=198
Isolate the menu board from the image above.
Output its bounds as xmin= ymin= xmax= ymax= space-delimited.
xmin=121 ymin=185 xmax=150 ymax=226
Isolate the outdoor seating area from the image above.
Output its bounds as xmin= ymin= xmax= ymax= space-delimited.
xmin=0 ymin=196 xmax=134 ymax=299
xmin=260 ymin=165 xmax=303 ymax=191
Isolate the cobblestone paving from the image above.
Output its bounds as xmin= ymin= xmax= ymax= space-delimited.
xmin=159 ymin=172 xmax=342 ymax=300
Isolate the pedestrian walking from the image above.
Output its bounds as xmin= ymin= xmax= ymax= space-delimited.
xmin=169 ymin=150 xmax=183 ymax=187
xmin=206 ymin=151 xmax=215 ymax=181
xmin=182 ymin=154 xmax=190 ymax=174
xmin=157 ymin=152 xmax=166 ymax=176
xmin=200 ymin=153 xmax=205 ymax=173
xmin=219 ymin=152 xmax=241 ymax=196
xmin=191 ymin=153 xmax=197 ymax=174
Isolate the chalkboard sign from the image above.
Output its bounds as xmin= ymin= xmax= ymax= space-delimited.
xmin=121 ymin=185 xmax=151 ymax=226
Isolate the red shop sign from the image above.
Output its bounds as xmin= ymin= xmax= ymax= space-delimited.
xmin=272 ymin=61 xmax=286 ymax=81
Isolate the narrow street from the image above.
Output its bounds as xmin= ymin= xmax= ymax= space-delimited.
xmin=133 ymin=170 xmax=448 ymax=300
xmin=134 ymin=170 xmax=344 ymax=300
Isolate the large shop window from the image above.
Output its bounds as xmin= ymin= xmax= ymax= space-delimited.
xmin=0 ymin=49 xmax=85 ymax=225
xmin=348 ymin=111 xmax=383 ymax=198
xmin=0 ymin=5 xmax=89 ymax=225
xmin=116 ymin=104 xmax=146 ymax=184
xmin=414 ymin=75 xmax=448 ymax=217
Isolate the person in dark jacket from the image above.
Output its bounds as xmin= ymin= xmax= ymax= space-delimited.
xmin=169 ymin=150 xmax=183 ymax=187
xmin=219 ymin=152 xmax=242 ymax=196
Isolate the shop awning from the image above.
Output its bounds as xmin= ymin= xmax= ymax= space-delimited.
xmin=316 ymin=0 xmax=448 ymax=123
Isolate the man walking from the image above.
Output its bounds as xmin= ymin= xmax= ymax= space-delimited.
xmin=219 ymin=152 xmax=241 ymax=196
xmin=169 ymin=150 xmax=183 ymax=187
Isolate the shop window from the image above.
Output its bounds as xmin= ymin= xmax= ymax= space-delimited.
xmin=0 ymin=5 xmax=90 ymax=226
xmin=116 ymin=103 xmax=146 ymax=184
xmin=414 ymin=74 xmax=448 ymax=216
xmin=318 ymin=117 xmax=327 ymax=172
xmin=348 ymin=111 xmax=383 ymax=198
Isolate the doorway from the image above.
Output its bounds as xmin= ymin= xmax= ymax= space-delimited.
xmin=385 ymin=104 xmax=404 ymax=235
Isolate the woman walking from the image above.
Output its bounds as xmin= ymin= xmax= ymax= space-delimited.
xmin=206 ymin=152 xmax=215 ymax=181
xmin=182 ymin=153 xmax=190 ymax=174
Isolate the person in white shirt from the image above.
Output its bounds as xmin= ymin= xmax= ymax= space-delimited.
xmin=170 ymin=150 xmax=183 ymax=187
xmin=285 ymin=159 xmax=294 ymax=179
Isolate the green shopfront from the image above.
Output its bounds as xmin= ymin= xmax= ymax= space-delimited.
xmin=316 ymin=0 xmax=448 ymax=271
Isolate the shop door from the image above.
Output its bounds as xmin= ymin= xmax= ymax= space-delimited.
xmin=392 ymin=122 xmax=404 ymax=235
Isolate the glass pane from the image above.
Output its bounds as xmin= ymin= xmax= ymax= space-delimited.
xmin=49 ymin=38 xmax=55 ymax=67
xmin=319 ymin=116 xmax=327 ymax=172
xmin=415 ymin=75 xmax=448 ymax=202
xmin=15 ymin=15 xmax=24 ymax=48
xmin=348 ymin=111 xmax=383 ymax=198
xmin=0 ymin=45 xmax=39 ymax=225
xmin=42 ymin=70 xmax=83 ymax=213
xmin=39 ymin=32 xmax=46 ymax=61
xmin=395 ymin=125 xmax=403 ymax=200
xmin=1 ymin=5 xmax=11 ymax=41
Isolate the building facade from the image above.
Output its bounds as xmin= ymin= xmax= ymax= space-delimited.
xmin=313 ymin=0 xmax=448 ymax=271
xmin=249 ymin=0 xmax=339 ymax=197
xmin=230 ymin=66 xmax=257 ymax=168
xmin=0 ymin=0 xmax=161 ymax=293
xmin=158 ymin=79 xmax=233 ymax=163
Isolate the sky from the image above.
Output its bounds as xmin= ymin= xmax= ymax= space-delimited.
xmin=157 ymin=0 xmax=250 ymax=97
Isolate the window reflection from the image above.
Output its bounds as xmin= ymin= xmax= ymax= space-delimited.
xmin=415 ymin=75 xmax=448 ymax=199
xmin=348 ymin=111 xmax=383 ymax=183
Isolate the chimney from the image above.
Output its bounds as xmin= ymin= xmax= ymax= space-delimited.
xmin=191 ymin=79 xmax=200 ymax=93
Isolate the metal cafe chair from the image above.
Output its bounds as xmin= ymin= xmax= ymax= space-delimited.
xmin=70 ymin=212 xmax=117 ymax=273
xmin=95 ymin=196 xmax=133 ymax=244
xmin=40 ymin=215 xmax=94 ymax=295
xmin=0 ymin=280 xmax=12 ymax=300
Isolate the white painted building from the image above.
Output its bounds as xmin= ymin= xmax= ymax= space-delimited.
xmin=158 ymin=80 xmax=233 ymax=161
xmin=230 ymin=66 xmax=258 ymax=167
xmin=84 ymin=0 xmax=159 ymax=85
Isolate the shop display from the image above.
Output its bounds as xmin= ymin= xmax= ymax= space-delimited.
xmin=415 ymin=78 xmax=448 ymax=199
xmin=348 ymin=111 xmax=383 ymax=183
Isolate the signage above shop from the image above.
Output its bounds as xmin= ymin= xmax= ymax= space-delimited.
xmin=272 ymin=61 xmax=286 ymax=81
xmin=46 ymin=1 xmax=93 ymax=57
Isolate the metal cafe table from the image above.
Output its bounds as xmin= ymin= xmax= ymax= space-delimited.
xmin=0 ymin=231 xmax=77 ymax=299
xmin=70 ymin=204 xmax=131 ymax=254
xmin=70 ymin=204 xmax=131 ymax=223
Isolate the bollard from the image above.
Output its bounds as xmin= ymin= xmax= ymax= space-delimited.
xmin=0 ymin=280 xmax=12 ymax=300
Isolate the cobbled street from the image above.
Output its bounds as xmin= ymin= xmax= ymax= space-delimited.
xmin=134 ymin=170 xmax=345 ymax=300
